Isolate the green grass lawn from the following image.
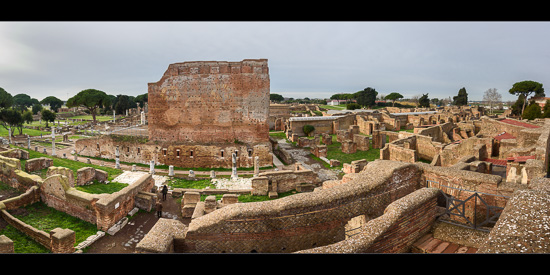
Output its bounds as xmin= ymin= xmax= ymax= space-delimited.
xmin=69 ymin=115 xmax=118 ymax=122
xmin=319 ymin=104 xmax=346 ymax=110
xmin=0 ymin=127 xmax=50 ymax=137
xmin=16 ymin=145 xmax=123 ymax=181
xmin=166 ymin=177 xmax=216 ymax=189
xmin=0 ymin=223 xmax=51 ymax=253
xmin=310 ymin=134 xmax=381 ymax=168
xmin=75 ymin=180 xmax=129 ymax=194
xmin=7 ymin=202 xmax=98 ymax=253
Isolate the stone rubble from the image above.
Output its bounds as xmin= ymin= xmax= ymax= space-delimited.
xmin=113 ymin=170 xmax=168 ymax=188
xmin=211 ymin=177 xmax=252 ymax=190
xmin=75 ymin=231 xmax=105 ymax=253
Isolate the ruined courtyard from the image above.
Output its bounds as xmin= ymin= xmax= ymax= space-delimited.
xmin=1 ymin=59 xmax=550 ymax=254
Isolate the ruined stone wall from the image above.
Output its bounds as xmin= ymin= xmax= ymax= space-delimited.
xmin=478 ymin=117 xmax=530 ymax=139
xmin=415 ymin=135 xmax=443 ymax=162
xmin=438 ymin=137 xmax=494 ymax=167
xmin=288 ymin=117 xmax=339 ymax=136
xmin=478 ymin=182 xmax=550 ymax=253
xmin=39 ymin=174 xmax=99 ymax=225
xmin=75 ymin=135 xmax=272 ymax=168
xmin=418 ymin=162 xmax=510 ymax=225
xmin=0 ymin=209 xmax=75 ymax=253
xmin=416 ymin=122 xmax=455 ymax=143
xmin=94 ymin=173 xmax=155 ymax=231
xmin=0 ymin=155 xmax=42 ymax=193
xmin=381 ymin=144 xmax=417 ymax=163
xmin=298 ymin=188 xmax=439 ymax=253
xmin=251 ymin=168 xmax=318 ymax=196
xmin=182 ymin=161 xmax=422 ymax=253
xmin=147 ymin=59 xmax=270 ymax=144
xmin=268 ymin=104 xmax=291 ymax=130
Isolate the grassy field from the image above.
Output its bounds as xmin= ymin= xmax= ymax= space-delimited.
xmin=319 ymin=104 xmax=346 ymax=110
xmin=16 ymin=145 xmax=123 ymax=181
xmin=68 ymin=115 xmax=115 ymax=122
xmin=0 ymin=127 xmax=50 ymax=137
xmin=5 ymin=202 xmax=98 ymax=253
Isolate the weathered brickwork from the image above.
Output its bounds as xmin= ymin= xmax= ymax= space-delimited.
xmin=182 ymin=161 xmax=422 ymax=253
xmin=75 ymin=135 xmax=273 ymax=168
xmin=147 ymin=59 xmax=270 ymax=144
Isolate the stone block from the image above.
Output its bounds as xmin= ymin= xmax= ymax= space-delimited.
xmin=329 ymin=159 xmax=341 ymax=167
xmin=76 ymin=167 xmax=96 ymax=186
xmin=341 ymin=140 xmax=357 ymax=154
xmin=204 ymin=195 xmax=217 ymax=214
xmin=221 ymin=194 xmax=239 ymax=206
xmin=25 ymin=157 xmax=53 ymax=172
xmin=0 ymin=235 xmax=14 ymax=253
xmin=95 ymin=169 xmax=108 ymax=183
xmin=183 ymin=191 xmax=200 ymax=206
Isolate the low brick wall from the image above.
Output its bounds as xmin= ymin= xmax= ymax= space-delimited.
xmin=0 ymin=209 xmax=75 ymax=253
xmin=40 ymin=174 xmax=99 ymax=225
xmin=297 ymin=188 xmax=439 ymax=253
xmin=0 ymin=186 xmax=41 ymax=211
xmin=251 ymin=166 xmax=317 ymax=195
xmin=182 ymin=160 xmax=422 ymax=253
xmin=25 ymin=157 xmax=53 ymax=173
xmin=94 ymin=173 xmax=155 ymax=231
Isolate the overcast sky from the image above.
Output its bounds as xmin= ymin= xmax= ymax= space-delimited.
xmin=1 ymin=21 xmax=549 ymax=103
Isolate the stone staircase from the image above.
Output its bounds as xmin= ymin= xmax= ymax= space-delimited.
xmin=411 ymin=234 xmax=478 ymax=254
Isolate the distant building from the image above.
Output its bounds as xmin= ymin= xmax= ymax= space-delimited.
xmin=531 ymin=97 xmax=550 ymax=109
xmin=328 ymin=99 xmax=355 ymax=106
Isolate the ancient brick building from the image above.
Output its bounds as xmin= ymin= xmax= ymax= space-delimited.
xmin=147 ymin=59 xmax=270 ymax=144
xmin=76 ymin=59 xmax=273 ymax=169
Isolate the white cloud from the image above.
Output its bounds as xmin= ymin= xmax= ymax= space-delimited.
xmin=1 ymin=21 xmax=549 ymax=103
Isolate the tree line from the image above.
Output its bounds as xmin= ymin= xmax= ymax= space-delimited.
xmin=272 ymin=80 xmax=545 ymax=120
xmin=0 ymin=87 xmax=148 ymax=136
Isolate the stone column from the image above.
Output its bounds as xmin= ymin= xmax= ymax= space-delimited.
xmin=210 ymin=170 xmax=216 ymax=179
xmin=115 ymin=146 xmax=120 ymax=169
xmin=141 ymin=111 xmax=145 ymax=125
xmin=231 ymin=152 xmax=238 ymax=179
xmin=27 ymin=135 xmax=30 ymax=150
xmin=51 ymin=128 xmax=56 ymax=156
xmin=168 ymin=165 xmax=174 ymax=177
xmin=254 ymin=156 xmax=259 ymax=177
xmin=149 ymin=160 xmax=155 ymax=174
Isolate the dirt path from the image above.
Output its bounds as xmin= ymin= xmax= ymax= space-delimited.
xmin=85 ymin=192 xmax=188 ymax=254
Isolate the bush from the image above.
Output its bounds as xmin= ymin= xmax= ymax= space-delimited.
xmin=303 ymin=125 xmax=315 ymax=136
xmin=346 ymin=103 xmax=361 ymax=110
xmin=523 ymin=103 xmax=542 ymax=120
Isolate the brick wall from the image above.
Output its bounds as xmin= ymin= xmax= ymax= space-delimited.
xmin=363 ymin=188 xmax=438 ymax=253
xmin=75 ymin=135 xmax=273 ymax=169
xmin=0 ymin=209 xmax=75 ymax=253
xmin=94 ymin=173 xmax=155 ymax=231
xmin=298 ymin=188 xmax=439 ymax=253
xmin=147 ymin=59 xmax=270 ymax=144
xmin=182 ymin=161 xmax=422 ymax=253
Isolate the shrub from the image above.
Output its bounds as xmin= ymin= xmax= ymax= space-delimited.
xmin=346 ymin=103 xmax=361 ymax=110
xmin=303 ymin=125 xmax=315 ymax=136
xmin=523 ymin=103 xmax=542 ymax=120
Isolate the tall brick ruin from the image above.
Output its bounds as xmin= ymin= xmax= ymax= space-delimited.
xmin=148 ymin=59 xmax=270 ymax=144
xmin=76 ymin=59 xmax=273 ymax=168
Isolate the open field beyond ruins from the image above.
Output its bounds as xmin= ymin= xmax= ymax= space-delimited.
xmin=1 ymin=59 xmax=550 ymax=254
